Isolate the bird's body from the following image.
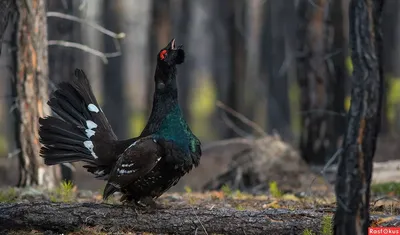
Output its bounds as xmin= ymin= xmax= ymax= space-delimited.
xmin=39 ymin=39 xmax=201 ymax=207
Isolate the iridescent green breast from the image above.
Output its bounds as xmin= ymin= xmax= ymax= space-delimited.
xmin=155 ymin=106 xmax=197 ymax=153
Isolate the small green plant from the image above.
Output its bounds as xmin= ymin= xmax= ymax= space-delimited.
xmin=235 ymin=204 xmax=245 ymax=211
xmin=302 ymin=229 xmax=316 ymax=235
xmin=50 ymin=180 xmax=75 ymax=202
xmin=184 ymin=186 xmax=192 ymax=193
xmin=0 ymin=187 xmax=17 ymax=203
xmin=269 ymin=181 xmax=283 ymax=198
xmin=321 ymin=216 xmax=333 ymax=235
xmin=221 ymin=184 xmax=232 ymax=196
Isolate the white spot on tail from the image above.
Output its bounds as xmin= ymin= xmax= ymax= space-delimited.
xmin=85 ymin=129 xmax=95 ymax=138
xmin=85 ymin=120 xmax=98 ymax=139
xmin=156 ymin=157 xmax=161 ymax=162
xmin=88 ymin=103 xmax=100 ymax=113
xmin=86 ymin=120 xmax=98 ymax=129
xmin=84 ymin=140 xmax=98 ymax=159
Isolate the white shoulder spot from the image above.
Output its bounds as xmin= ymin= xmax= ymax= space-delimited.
xmin=88 ymin=103 xmax=100 ymax=113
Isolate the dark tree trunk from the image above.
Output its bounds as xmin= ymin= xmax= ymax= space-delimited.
xmin=212 ymin=0 xmax=235 ymax=138
xmin=0 ymin=0 xmax=15 ymax=56
xmin=381 ymin=1 xmax=400 ymax=133
xmin=47 ymin=0 xmax=78 ymax=182
xmin=262 ymin=0 xmax=294 ymax=140
xmin=334 ymin=0 xmax=384 ymax=234
xmin=296 ymin=0 xmax=347 ymax=165
xmin=226 ymin=0 xmax=247 ymax=137
xmin=13 ymin=0 xmax=59 ymax=188
xmin=146 ymin=0 xmax=172 ymax=117
xmin=102 ymin=0 xmax=128 ymax=139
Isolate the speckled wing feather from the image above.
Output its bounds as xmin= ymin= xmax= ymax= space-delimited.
xmin=103 ymin=136 xmax=162 ymax=199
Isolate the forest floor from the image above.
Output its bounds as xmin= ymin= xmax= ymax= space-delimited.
xmin=1 ymin=182 xmax=400 ymax=235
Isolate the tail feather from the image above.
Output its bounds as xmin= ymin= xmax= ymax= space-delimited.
xmin=39 ymin=68 xmax=124 ymax=179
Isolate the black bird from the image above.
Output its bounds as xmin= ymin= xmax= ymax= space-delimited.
xmin=39 ymin=39 xmax=201 ymax=207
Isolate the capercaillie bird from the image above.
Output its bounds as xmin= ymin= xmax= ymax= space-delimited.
xmin=39 ymin=39 xmax=201 ymax=208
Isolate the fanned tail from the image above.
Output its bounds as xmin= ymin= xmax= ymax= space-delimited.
xmin=39 ymin=69 xmax=121 ymax=179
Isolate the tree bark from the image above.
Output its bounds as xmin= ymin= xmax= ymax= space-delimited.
xmin=13 ymin=0 xmax=59 ymax=188
xmin=334 ymin=0 xmax=384 ymax=234
xmin=296 ymin=0 xmax=347 ymax=165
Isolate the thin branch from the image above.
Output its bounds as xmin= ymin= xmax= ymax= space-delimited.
xmin=202 ymin=138 xmax=253 ymax=152
xmin=220 ymin=111 xmax=250 ymax=138
xmin=47 ymin=40 xmax=121 ymax=64
xmin=46 ymin=12 xmax=125 ymax=64
xmin=216 ymin=101 xmax=267 ymax=137
xmin=46 ymin=12 xmax=125 ymax=39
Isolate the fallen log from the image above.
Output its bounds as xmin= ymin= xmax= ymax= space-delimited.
xmin=0 ymin=201 xmax=322 ymax=234
xmin=0 ymin=202 xmax=397 ymax=234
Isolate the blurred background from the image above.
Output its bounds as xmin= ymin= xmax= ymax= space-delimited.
xmin=0 ymin=0 xmax=399 ymax=192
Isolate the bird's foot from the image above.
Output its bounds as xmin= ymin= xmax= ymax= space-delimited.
xmin=137 ymin=197 xmax=166 ymax=210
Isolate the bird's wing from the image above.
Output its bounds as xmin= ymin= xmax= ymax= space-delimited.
xmin=103 ymin=136 xmax=163 ymax=199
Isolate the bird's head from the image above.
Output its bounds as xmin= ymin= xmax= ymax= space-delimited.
xmin=157 ymin=38 xmax=185 ymax=67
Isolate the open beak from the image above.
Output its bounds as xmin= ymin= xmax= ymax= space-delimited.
xmin=171 ymin=39 xmax=176 ymax=50
xmin=168 ymin=38 xmax=183 ymax=50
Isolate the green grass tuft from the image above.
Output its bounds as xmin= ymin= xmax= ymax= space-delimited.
xmin=302 ymin=229 xmax=316 ymax=235
xmin=50 ymin=180 xmax=75 ymax=202
xmin=321 ymin=216 xmax=333 ymax=235
xmin=221 ymin=184 xmax=232 ymax=196
xmin=269 ymin=181 xmax=283 ymax=198
xmin=0 ymin=187 xmax=17 ymax=202
xmin=184 ymin=186 xmax=192 ymax=193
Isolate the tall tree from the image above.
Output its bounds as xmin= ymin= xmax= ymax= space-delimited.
xmin=147 ymin=0 xmax=172 ymax=117
xmin=0 ymin=0 xmax=15 ymax=56
xmin=12 ymin=0 xmax=59 ymax=188
xmin=296 ymin=0 xmax=347 ymax=165
xmin=102 ymin=0 xmax=128 ymax=139
xmin=262 ymin=0 xmax=295 ymax=140
xmin=47 ymin=0 xmax=81 ymax=182
xmin=210 ymin=0 xmax=231 ymax=138
xmin=334 ymin=0 xmax=384 ymax=234
xmin=225 ymin=0 xmax=247 ymax=137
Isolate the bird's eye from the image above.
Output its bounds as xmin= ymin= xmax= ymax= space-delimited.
xmin=159 ymin=50 xmax=167 ymax=60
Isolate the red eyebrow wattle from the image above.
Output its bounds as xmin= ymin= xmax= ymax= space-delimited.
xmin=159 ymin=50 xmax=167 ymax=60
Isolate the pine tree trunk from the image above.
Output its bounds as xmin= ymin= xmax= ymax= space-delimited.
xmin=296 ymin=0 xmax=347 ymax=165
xmin=263 ymin=0 xmax=295 ymax=140
xmin=14 ymin=0 xmax=59 ymax=188
xmin=334 ymin=0 xmax=384 ymax=234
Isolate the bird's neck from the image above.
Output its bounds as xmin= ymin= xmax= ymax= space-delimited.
xmin=141 ymin=65 xmax=182 ymax=136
